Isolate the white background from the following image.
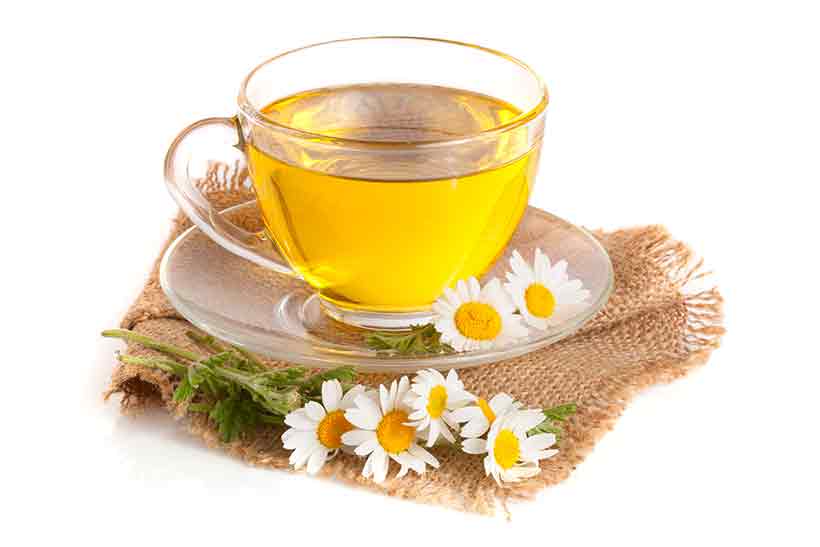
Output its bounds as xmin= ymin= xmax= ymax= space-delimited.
xmin=2 ymin=0 xmax=818 ymax=544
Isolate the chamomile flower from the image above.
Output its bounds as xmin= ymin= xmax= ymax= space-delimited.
xmin=432 ymin=277 xmax=528 ymax=352
xmin=342 ymin=377 xmax=439 ymax=483
xmin=282 ymin=380 xmax=366 ymax=475
xmin=405 ymin=369 xmax=475 ymax=446
xmin=461 ymin=409 xmax=558 ymax=484
xmin=504 ymin=249 xmax=591 ymax=330
xmin=450 ymin=392 xmax=522 ymax=439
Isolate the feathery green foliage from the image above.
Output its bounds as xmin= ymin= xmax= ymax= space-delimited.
xmin=102 ymin=328 xmax=356 ymax=443
xmin=364 ymin=324 xmax=454 ymax=355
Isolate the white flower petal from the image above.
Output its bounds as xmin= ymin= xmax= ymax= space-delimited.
xmin=354 ymin=438 xmax=380 ymax=457
xmin=395 ymin=376 xmax=410 ymax=408
xmin=282 ymin=429 xmax=315 ymax=450
xmin=379 ymin=384 xmax=391 ymax=415
xmin=548 ymin=259 xmax=569 ymax=285
xmin=450 ymin=406 xmax=483 ymax=423
xmin=447 ymin=391 xmax=475 ymax=408
xmin=341 ymin=429 xmax=376 ymax=446
xmin=426 ymin=368 xmax=446 ymax=385
xmin=445 ymin=368 xmax=463 ymax=388
xmin=321 ymin=380 xmax=342 ymax=411
xmin=515 ymin=409 xmax=547 ymax=432
xmin=468 ymin=277 xmax=482 ymax=300
xmin=408 ymin=444 xmax=440 ymax=468
xmin=306 ymin=447 xmax=328 ymax=475
xmin=524 ymin=433 xmax=557 ymax=452
xmin=455 ymin=279 xmax=470 ymax=302
xmin=408 ymin=409 xmax=426 ymax=421
xmin=392 ymin=455 xmax=410 ymax=479
xmin=442 ymin=410 xmax=460 ymax=429
xmin=503 ymin=463 xmax=541 ymax=482
xmin=443 ymin=287 xmax=462 ymax=309
xmin=426 ymin=420 xmax=440 ymax=447
xmin=340 ymin=384 xmax=366 ymax=409
xmin=281 ymin=427 xmax=298 ymax=444
xmin=489 ymin=393 xmax=515 ymax=414
xmin=371 ymin=447 xmax=389 ymax=483
xmin=502 ymin=314 xmax=530 ymax=339
xmin=510 ymin=250 xmax=534 ymax=280
xmin=440 ymin=328 xmax=467 ymax=352
xmin=484 ymin=455 xmax=495 ymax=479
xmin=522 ymin=448 xmax=559 ymax=461
xmin=521 ymin=310 xmax=548 ymax=330
xmin=284 ymin=410 xmax=317 ymax=431
xmin=289 ymin=442 xmax=319 ymax=469
xmin=534 ymin=248 xmax=550 ymax=281
xmin=482 ymin=278 xmax=515 ymax=314
xmin=461 ymin=437 xmax=487 ymax=454
xmin=438 ymin=421 xmax=456 ymax=444
xmin=395 ymin=451 xmax=426 ymax=475
xmin=362 ymin=451 xmax=375 ymax=478
xmin=460 ymin=417 xmax=490 ymax=438
xmin=303 ymin=401 xmax=326 ymax=422
xmin=431 ymin=301 xmax=453 ymax=316
xmin=345 ymin=408 xmax=379 ymax=430
xmin=351 ymin=393 xmax=382 ymax=424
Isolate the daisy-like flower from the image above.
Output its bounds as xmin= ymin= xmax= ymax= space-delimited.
xmin=462 ymin=408 xmax=558 ymax=484
xmin=450 ymin=392 xmax=522 ymax=439
xmin=405 ymin=369 xmax=475 ymax=446
xmin=504 ymin=249 xmax=591 ymax=330
xmin=282 ymin=380 xmax=365 ymax=475
xmin=342 ymin=377 xmax=439 ymax=483
xmin=432 ymin=277 xmax=528 ymax=352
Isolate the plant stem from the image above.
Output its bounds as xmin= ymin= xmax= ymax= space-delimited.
xmin=102 ymin=329 xmax=203 ymax=362
xmin=186 ymin=330 xmax=266 ymax=372
xmin=185 ymin=330 xmax=227 ymax=354
xmin=117 ymin=354 xmax=188 ymax=376
xmin=188 ymin=402 xmax=213 ymax=413
xmin=234 ymin=345 xmax=265 ymax=371
xmin=212 ymin=364 xmax=252 ymax=385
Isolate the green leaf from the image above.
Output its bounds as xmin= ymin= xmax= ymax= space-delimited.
xmin=186 ymin=330 xmax=267 ymax=373
xmin=300 ymin=366 xmax=358 ymax=396
xmin=527 ymin=403 xmax=577 ymax=442
xmin=209 ymin=395 xmax=260 ymax=443
xmin=188 ymin=402 xmax=213 ymax=413
xmin=201 ymin=351 xmax=234 ymax=367
xmin=364 ymin=324 xmax=454 ymax=355
xmin=106 ymin=328 xmax=357 ymax=443
xmin=527 ymin=422 xmax=564 ymax=441
xmin=543 ymin=403 xmax=577 ymax=422
xmin=172 ymin=375 xmax=195 ymax=403
xmin=253 ymin=367 xmax=307 ymax=390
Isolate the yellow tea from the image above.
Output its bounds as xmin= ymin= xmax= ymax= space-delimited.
xmin=247 ymin=83 xmax=541 ymax=312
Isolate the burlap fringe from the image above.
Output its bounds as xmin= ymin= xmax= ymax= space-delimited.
xmin=103 ymin=165 xmax=724 ymax=517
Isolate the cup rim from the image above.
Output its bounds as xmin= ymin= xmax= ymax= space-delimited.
xmin=237 ymin=36 xmax=549 ymax=149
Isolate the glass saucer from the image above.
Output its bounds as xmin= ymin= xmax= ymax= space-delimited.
xmin=159 ymin=202 xmax=613 ymax=373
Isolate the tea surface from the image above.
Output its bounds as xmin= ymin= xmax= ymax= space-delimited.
xmin=248 ymin=84 xmax=541 ymax=311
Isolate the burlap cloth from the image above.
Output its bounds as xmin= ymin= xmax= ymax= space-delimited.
xmin=105 ymin=167 xmax=724 ymax=516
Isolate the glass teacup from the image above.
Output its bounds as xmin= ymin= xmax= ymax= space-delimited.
xmin=165 ymin=37 xmax=548 ymax=329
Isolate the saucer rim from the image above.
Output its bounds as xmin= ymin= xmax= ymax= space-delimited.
xmin=159 ymin=201 xmax=614 ymax=372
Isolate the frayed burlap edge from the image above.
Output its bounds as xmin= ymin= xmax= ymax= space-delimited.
xmin=104 ymin=165 xmax=724 ymax=517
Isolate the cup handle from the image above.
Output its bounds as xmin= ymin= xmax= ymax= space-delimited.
xmin=164 ymin=116 xmax=297 ymax=276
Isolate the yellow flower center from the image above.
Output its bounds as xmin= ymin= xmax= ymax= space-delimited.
xmin=426 ymin=385 xmax=448 ymax=419
xmin=525 ymin=283 xmax=556 ymax=318
xmin=493 ymin=429 xmax=521 ymax=470
xmin=476 ymin=398 xmax=496 ymax=424
xmin=316 ymin=409 xmax=354 ymax=449
xmin=454 ymin=302 xmax=502 ymax=340
xmin=376 ymin=410 xmax=415 ymax=454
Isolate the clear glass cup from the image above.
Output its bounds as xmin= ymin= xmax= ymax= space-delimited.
xmin=165 ymin=37 xmax=548 ymax=329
